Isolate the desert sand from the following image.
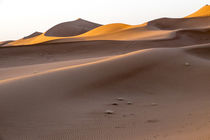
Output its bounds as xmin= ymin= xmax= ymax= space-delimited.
xmin=0 ymin=5 xmax=210 ymax=140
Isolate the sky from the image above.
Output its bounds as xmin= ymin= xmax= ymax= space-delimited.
xmin=0 ymin=0 xmax=209 ymax=41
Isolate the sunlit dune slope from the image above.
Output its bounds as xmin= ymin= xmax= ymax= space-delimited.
xmin=75 ymin=23 xmax=170 ymax=40
xmin=45 ymin=18 xmax=102 ymax=37
xmin=51 ymin=23 xmax=171 ymax=43
xmin=186 ymin=5 xmax=210 ymax=18
xmin=6 ymin=33 xmax=86 ymax=46
xmin=7 ymin=34 xmax=61 ymax=46
xmin=76 ymin=23 xmax=131 ymax=36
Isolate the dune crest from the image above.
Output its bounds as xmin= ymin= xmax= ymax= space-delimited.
xmin=186 ymin=5 xmax=210 ymax=18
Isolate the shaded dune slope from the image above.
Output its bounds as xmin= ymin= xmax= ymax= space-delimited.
xmin=44 ymin=18 xmax=102 ymax=37
xmin=23 ymin=32 xmax=42 ymax=39
xmin=148 ymin=16 xmax=210 ymax=30
xmin=1 ymin=44 xmax=210 ymax=139
xmin=174 ymin=27 xmax=210 ymax=42
xmin=185 ymin=43 xmax=210 ymax=60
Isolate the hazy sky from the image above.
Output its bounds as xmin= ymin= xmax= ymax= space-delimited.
xmin=0 ymin=0 xmax=209 ymax=41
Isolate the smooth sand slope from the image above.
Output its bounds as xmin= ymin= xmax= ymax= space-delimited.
xmin=1 ymin=5 xmax=210 ymax=140
xmin=1 ymin=44 xmax=210 ymax=140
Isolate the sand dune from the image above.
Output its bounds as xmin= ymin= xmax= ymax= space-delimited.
xmin=0 ymin=40 xmax=13 ymax=47
xmin=45 ymin=18 xmax=102 ymax=37
xmin=23 ymin=32 xmax=42 ymax=39
xmin=5 ymin=33 xmax=66 ymax=46
xmin=1 ymin=5 xmax=210 ymax=140
xmin=5 ymin=19 xmax=101 ymax=46
xmin=148 ymin=16 xmax=210 ymax=30
xmin=1 ymin=43 xmax=210 ymax=140
xmin=5 ymin=16 xmax=210 ymax=46
xmin=175 ymin=27 xmax=210 ymax=41
xmin=1 ymin=31 xmax=210 ymax=69
xmin=186 ymin=5 xmax=210 ymax=18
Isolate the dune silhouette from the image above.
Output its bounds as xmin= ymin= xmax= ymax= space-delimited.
xmin=45 ymin=18 xmax=102 ymax=37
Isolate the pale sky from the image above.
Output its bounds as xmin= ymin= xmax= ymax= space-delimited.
xmin=0 ymin=0 xmax=209 ymax=41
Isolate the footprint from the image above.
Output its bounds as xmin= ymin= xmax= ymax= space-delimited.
xmin=146 ymin=119 xmax=159 ymax=123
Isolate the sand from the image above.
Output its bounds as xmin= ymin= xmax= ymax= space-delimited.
xmin=23 ymin=32 xmax=42 ymax=39
xmin=186 ymin=5 xmax=210 ymax=18
xmin=1 ymin=5 xmax=210 ymax=140
xmin=45 ymin=18 xmax=102 ymax=37
xmin=5 ymin=16 xmax=210 ymax=46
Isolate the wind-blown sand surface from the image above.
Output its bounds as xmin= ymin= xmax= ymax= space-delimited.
xmin=1 ymin=5 xmax=210 ymax=140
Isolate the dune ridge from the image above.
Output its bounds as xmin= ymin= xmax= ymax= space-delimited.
xmin=3 ymin=5 xmax=210 ymax=47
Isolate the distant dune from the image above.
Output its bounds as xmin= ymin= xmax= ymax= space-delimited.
xmin=0 ymin=40 xmax=13 ymax=47
xmin=4 ymin=6 xmax=210 ymax=47
xmin=1 ymin=5 xmax=210 ymax=140
xmin=148 ymin=16 xmax=210 ymax=30
xmin=45 ymin=18 xmax=102 ymax=37
xmin=5 ymin=19 xmax=101 ymax=46
xmin=23 ymin=32 xmax=42 ymax=39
